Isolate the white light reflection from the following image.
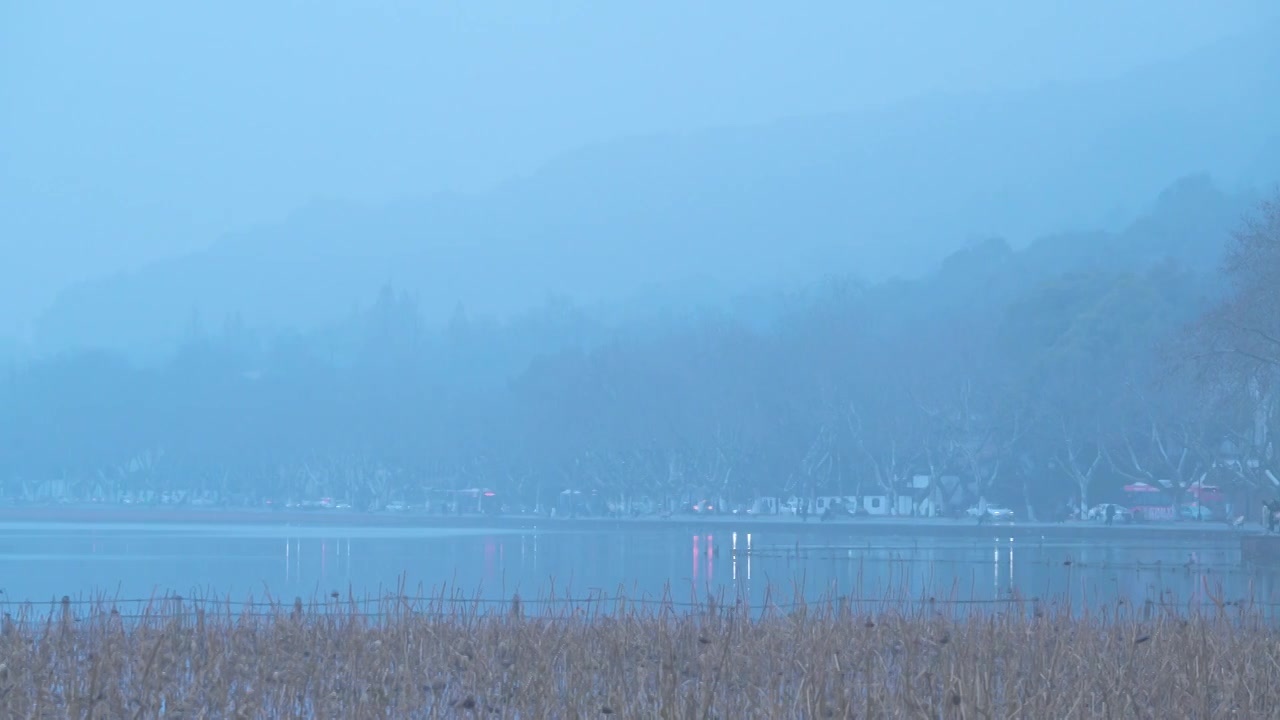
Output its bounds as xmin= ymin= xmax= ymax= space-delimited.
xmin=1008 ymin=538 xmax=1014 ymax=589
xmin=732 ymin=532 xmax=738 ymax=580
xmin=994 ymin=545 xmax=1000 ymax=595
xmin=992 ymin=538 xmax=1016 ymax=596
xmin=286 ymin=538 xmax=300 ymax=584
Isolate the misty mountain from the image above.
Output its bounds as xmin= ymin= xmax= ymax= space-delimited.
xmin=1016 ymin=174 xmax=1258 ymax=279
xmin=33 ymin=28 xmax=1280 ymax=357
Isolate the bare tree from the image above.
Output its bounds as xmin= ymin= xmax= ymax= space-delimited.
xmin=1184 ymin=195 xmax=1280 ymax=501
xmin=921 ymin=379 xmax=1028 ymax=508
xmin=795 ymin=423 xmax=837 ymax=505
xmin=1194 ymin=193 xmax=1280 ymax=369
xmin=1095 ymin=374 xmax=1211 ymax=511
xmin=847 ymin=401 xmax=921 ymax=515
xmin=1053 ymin=418 xmax=1106 ymax=516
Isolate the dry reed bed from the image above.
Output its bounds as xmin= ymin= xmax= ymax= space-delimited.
xmin=0 ymin=590 xmax=1277 ymax=719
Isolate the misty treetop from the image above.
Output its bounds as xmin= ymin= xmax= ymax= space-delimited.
xmin=1 ymin=179 xmax=1276 ymax=518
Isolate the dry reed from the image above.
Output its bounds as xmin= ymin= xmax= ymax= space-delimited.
xmin=0 ymin=583 xmax=1276 ymax=719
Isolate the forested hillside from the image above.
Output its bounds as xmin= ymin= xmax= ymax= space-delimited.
xmin=3 ymin=176 xmax=1276 ymax=518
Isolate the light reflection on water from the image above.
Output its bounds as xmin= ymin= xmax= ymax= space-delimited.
xmin=0 ymin=523 xmax=1275 ymax=617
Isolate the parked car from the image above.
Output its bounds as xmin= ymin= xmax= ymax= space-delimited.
xmin=690 ymin=500 xmax=719 ymax=514
xmin=820 ymin=501 xmax=854 ymax=521
xmin=1087 ymin=503 xmax=1134 ymax=524
xmin=1179 ymin=504 xmax=1217 ymax=521
xmin=966 ymin=504 xmax=1015 ymax=522
xmin=385 ymin=501 xmax=409 ymax=512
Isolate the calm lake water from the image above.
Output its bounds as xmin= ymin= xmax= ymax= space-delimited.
xmin=1 ymin=522 xmax=1276 ymax=617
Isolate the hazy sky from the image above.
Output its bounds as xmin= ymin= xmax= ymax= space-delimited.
xmin=2 ymin=0 xmax=1278 ymax=338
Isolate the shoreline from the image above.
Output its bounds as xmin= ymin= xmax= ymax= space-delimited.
xmin=0 ymin=505 xmax=1253 ymax=540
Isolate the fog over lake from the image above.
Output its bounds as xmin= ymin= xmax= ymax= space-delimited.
xmin=1 ymin=522 xmax=1271 ymax=621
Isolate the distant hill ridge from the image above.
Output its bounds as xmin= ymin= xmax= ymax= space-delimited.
xmin=33 ymin=26 xmax=1280 ymax=356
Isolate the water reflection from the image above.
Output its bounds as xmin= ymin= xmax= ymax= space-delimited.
xmin=691 ymin=534 xmax=718 ymax=585
xmin=1 ymin=525 xmax=1278 ymax=615
xmin=730 ymin=531 xmax=754 ymax=586
xmin=285 ymin=537 xmax=353 ymax=584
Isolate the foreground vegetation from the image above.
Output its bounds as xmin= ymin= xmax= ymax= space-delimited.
xmin=2 ymin=588 xmax=1277 ymax=718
